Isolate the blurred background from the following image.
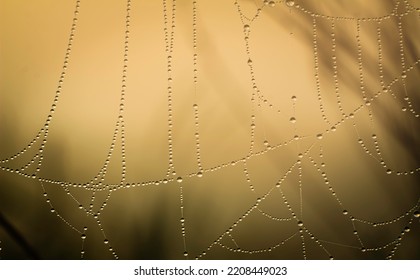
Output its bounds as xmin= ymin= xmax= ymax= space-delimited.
xmin=0 ymin=0 xmax=419 ymax=259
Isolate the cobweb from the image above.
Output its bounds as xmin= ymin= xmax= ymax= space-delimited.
xmin=0 ymin=0 xmax=419 ymax=260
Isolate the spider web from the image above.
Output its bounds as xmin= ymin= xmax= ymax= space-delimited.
xmin=0 ymin=0 xmax=419 ymax=260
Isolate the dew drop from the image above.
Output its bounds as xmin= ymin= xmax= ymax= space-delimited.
xmin=404 ymin=226 xmax=410 ymax=233
xmin=269 ymin=1 xmax=276 ymax=7
xmin=244 ymin=25 xmax=250 ymax=32
xmin=414 ymin=211 xmax=420 ymax=218
xmin=81 ymin=234 xmax=86 ymax=240
xmin=291 ymin=95 xmax=297 ymax=101
xmin=289 ymin=117 xmax=296 ymax=123
xmin=316 ymin=133 xmax=323 ymax=140
xmin=343 ymin=210 xmax=348 ymax=215
xmin=297 ymin=221 xmax=303 ymax=227
xmin=183 ymin=251 xmax=188 ymax=257
xmin=104 ymin=239 xmax=109 ymax=244
xmin=386 ymin=169 xmax=392 ymax=175
xmin=197 ymin=171 xmax=203 ymax=178
xmin=286 ymin=0 xmax=295 ymax=7
xmin=177 ymin=177 xmax=183 ymax=183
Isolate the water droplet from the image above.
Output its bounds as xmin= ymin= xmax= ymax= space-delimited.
xmin=50 ymin=208 xmax=55 ymax=213
xmin=343 ymin=210 xmax=348 ymax=215
xmin=414 ymin=211 xmax=420 ymax=218
xmin=289 ymin=117 xmax=296 ymax=123
xmin=286 ymin=0 xmax=295 ymax=7
xmin=316 ymin=133 xmax=323 ymax=139
xmin=197 ymin=171 xmax=203 ymax=178
xmin=177 ymin=177 xmax=183 ymax=183
xmin=297 ymin=221 xmax=303 ymax=227
xmin=183 ymin=251 xmax=188 ymax=257
xmin=291 ymin=95 xmax=297 ymax=101
xmin=386 ymin=169 xmax=392 ymax=175
xmin=104 ymin=239 xmax=109 ymax=244
xmin=180 ymin=218 xmax=185 ymax=223
xmin=269 ymin=1 xmax=276 ymax=7
xmin=263 ymin=140 xmax=269 ymax=146
xmin=81 ymin=234 xmax=86 ymax=240
xmin=244 ymin=25 xmax=250 ymax=32
xmin=404 ymin=226 xmax=410 ymax=232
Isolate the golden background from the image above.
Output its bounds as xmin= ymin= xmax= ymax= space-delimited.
xmin=0 ymin=0 xmax=419 ymax=259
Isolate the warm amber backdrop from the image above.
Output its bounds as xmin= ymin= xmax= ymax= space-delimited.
xmin=0 ymin=0 xmax=419 ymax=259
